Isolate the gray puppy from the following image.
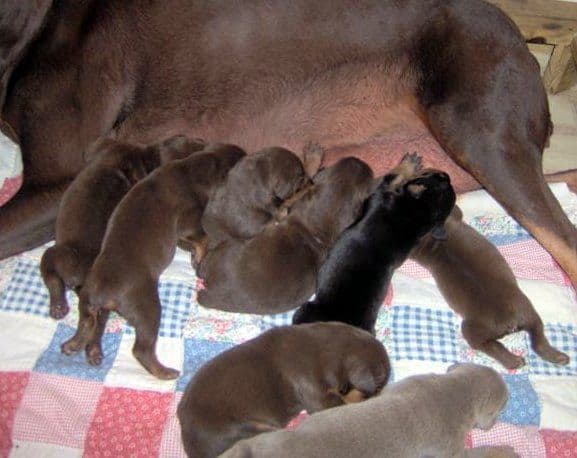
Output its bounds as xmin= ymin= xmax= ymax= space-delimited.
xmin=178 ymin=322 xmax=390 ymax=458
xmin=222 ymin=364 xmax=517 ymax=458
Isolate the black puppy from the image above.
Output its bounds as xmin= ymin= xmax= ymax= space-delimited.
xmin=293 ymin=154 xmax=456 ymax=333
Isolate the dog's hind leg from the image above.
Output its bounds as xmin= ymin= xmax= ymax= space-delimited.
xmin=522 ymin=309 xmax=570 ymax=365
xmin=420 ymin=32 xmax=577 ymax=289
xmin=124 ymin=284 xmax=180 ymax=380
xmin=0 ymin=181 xmax=69 ymax=259
xmin=40 ymin=245 xmax=74 ymax=319
xmin=85 ymin=308 xmax=110 ymax=366
xmin=61 ymin=293 xmax=95 ymax=355
xmin=461 ymin=321 xmax=526 ymax=370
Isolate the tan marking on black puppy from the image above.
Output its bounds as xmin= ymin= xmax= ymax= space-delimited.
xmin=201 ymin=146 xmax=316 ymax=250
xmin=197 ymin=157 xmax=374 ymax=314
xmin=222 ymin=364 xmax=513 ymax=458
xmin=40 ymin=139 xmax=167 ymax=320
xmin=177 ymin=322 xmax=390 ymax=458
xmin=62 ymin=144 xmax=245 ymax=378
xmin=411 ymin=206 xmax=570 ymax=370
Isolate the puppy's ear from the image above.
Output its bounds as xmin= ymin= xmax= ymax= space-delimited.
xmin=157 ymin=135 xmax=206 ymax=163
xmin=407 ymin=183 xmax=426 ymax=199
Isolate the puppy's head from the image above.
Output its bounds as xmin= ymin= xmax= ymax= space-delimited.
xmin=84 ymin=138 xmax=161 ymax=184
xmin=377 ymin=154 xmax=456 ymax=240
xmin=447 ymin=363 xmax=508 ymax=430
xmin=153 ymin=135 xmax=207 ymax=163
xmin=290 ymin=157 xmax=374 ymax=245
xmin=256 ymin=146 xmax=310 ymax=200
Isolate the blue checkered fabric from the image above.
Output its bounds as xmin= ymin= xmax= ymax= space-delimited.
xmin=0 ymin=259 xmax=50 ymax=317
xmin=390 ymin=305 xmax=460 ymax=362
xmin=158 ymin=280 xmax=195 ymax=338
xmin=526 ymin=325 xmax=577 ymax=376
xmin=260 ymin=310 xmax=294 ymax=331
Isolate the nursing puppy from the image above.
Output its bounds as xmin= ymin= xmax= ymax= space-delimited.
xmin=201 ymin=146 xmax=314 ymax=249
xmin=63 ymin=144 xmax=245 ymax=379
xmin=222 ymin=364 xmax=515 ymax=458
xmin=177 ymin=322 xmax=390 ymax=458
xmin=293 ymin=154 xmax=456 ymax=334
xmin=411 ymin=206 xmax=570 ymax=369
xmin=40 ymin=136 xmax=205 ymax=320
xmin=197 ymin=157 xmax=374 ymax=314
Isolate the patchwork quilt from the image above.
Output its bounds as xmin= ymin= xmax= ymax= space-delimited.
xmin=1 ymin=182 xmax=577 ymax=457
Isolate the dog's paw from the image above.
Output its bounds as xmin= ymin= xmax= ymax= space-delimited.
xmin=86 ymin=344 xmax=103 ymax=366
xmin=401 ymin=152 xmax=423 ymax=171
xmin=49 ymin=302 xmax=70 ymax=320
xmin=61 ymin=338 xmax=84 ymax=355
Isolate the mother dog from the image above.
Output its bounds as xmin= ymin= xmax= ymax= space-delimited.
xmin=1 ymin=0 xmax=577 ymax=290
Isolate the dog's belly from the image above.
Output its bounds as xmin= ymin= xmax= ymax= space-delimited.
xmin=119 ymin=65 xmax=480 ymax=193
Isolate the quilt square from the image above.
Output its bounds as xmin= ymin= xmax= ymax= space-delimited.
xmin=9 ymin=440 xmax=83 ymax=458
xmin=183 ymin=315 xmax=261 ymax=344
xmin=105 ymin=334 xmax=182 ymax=392
xmin=390 ymin=305 xmax=460 ymax=362
xmin=34 ymin=323 xmax=122 ymax=381
xmin=158 ymin=392 xmax=186 ymax=458
xmin=158 ymin=280 xmax=195 ymax=338
xmin=260 ymin=311 xmax=294 ymax=331
xmin=0 ymin=259 xmax=50 ymax=317
xmin=0 ymin=312 xmax=57 ymax=371
xmin=0 ymin=372 xmax=29 ymax=457
xmin=12 ymin=372 xmax=102 ymax=448
xmin=541 ymin=429 xmax=577 ymax=457
xmin=499 ymin=374 xmax=540 ymax=426
xmin=84 ymin=387 xmax=173 ymax=457
xmin=531 ymin=376 xmax=577 ymax=431
xmin=470 ymin=422 xmax=546 ymax=457
xmin=527 ymin=325 xmax=577 ymax=376
xmin=176 ymin=338 xmax=235 ymax=392
xmin=459 ymin=332 xmax=530 ymax=375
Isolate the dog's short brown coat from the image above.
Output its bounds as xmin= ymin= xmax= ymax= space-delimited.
xmin=411 ymin=206 xmax=570 ymax=369
xmin=197 ymin=157 xmax=374 ymax=314
xmin=222 ymin=364 xmax=515 ymax=458
xmin=40 ymin=139 xmax=162 ymax=320
xmin=177 ymin=322 xmax=390 ymax=458
xmin=201 ymin=146 xmax=311 ymax=249
xmin=64 ymin=142 xmax=245 ymax=379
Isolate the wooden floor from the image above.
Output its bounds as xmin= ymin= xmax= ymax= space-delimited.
xmin=532 ymin=44 xmax=577 ymax=173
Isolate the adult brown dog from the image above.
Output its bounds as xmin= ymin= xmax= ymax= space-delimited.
xmin=197 ymin=157 xmax=374 ymax=314
xmin=411 ymin=206 xmax=570 ymax=369
xmin=66 ymin=143 xmax=245 ymax=379
xmin=2 ymin=0 xmax=577 ymax=295
xmin=177 ymin=322 xmax=390 ymax=458
xmin=40 ymin=139 xmax=163 ymax=320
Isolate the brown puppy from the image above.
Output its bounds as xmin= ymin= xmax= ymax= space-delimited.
xmin=40 ymin=136 xmax=206 ymax=320
xmin=64 ymin=144 xmax=245 ymax=379
xmin=177 ymin=322 xmax=390 ymax=458
xmin=3 ymin=1 xmax=577 ymax=304
xmin=197 ymin=157 xmax=374 ymax=314
xmin=222 ymin=363 xmax=512 ymax=458
xmin=201 ymin=146 xmax=319 ymax=249
xmin=411 ymin=206 xmax=570 ymax=369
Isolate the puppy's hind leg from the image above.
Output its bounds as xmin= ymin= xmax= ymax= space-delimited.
xmin=61 ymin=293 xmax=95 ymax=355
xmin=124 ymin=284 xmax=179 ymax=380
xmin=85 ymin=308 xmax=111 ymax=366
xmin=522 ymin=309 xmax=570 ymax=365
xmin=461 ymin=321 xmax=525 ymax=370
xmin=40 ymin=246 xmax=72 ymax=319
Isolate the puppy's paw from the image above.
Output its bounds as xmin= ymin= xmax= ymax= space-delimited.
xmin=86 ymin=344 xmax=103 ymax=366
xmin=401 ymin=152 xmax=423 ymax=171
xmin=50 ymin=302 xmax=70 ymax=320
xmin=502 ymin=354 xmax=526 ymax=370
xmin=61 ymin=338 xmax=84 ymax=355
